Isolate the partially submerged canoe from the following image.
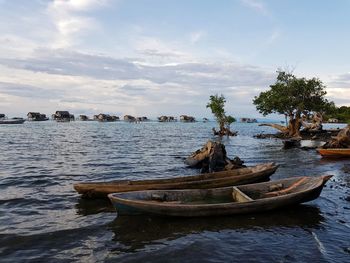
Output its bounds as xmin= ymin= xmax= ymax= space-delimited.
xmin=74 ymin=162 xmax=278 ymax=198
xmin=317 ymin=148 xmax=350 ymax=158
xmin=108 ymin=175 xmax=332 ymax=217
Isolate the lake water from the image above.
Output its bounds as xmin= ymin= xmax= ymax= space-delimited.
xmin=0 ymin=121 xmax=349 ymax=262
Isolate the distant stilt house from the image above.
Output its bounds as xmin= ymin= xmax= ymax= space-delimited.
xmin=79 ymin=115 xmax=89 ymax=121
xmin=52 ymin=111 xmax=72 ymax=122
xmin=70 ymin=114 xmax=75 ymax=121
xmin=93 ymin=115 xmax=99 ymax=121
xmin=240 ymin=118 xmax=257 ymax=123
xmin=136 ymin=116 xmax=148 ymax=122
xmin=158 ymin=116 xmax=176 ymax=122
xmin=97 ymin=113 xmax=119 ymax=122
xmin=27 ymin=112 xmax=49 ymax=121
xmin=111 ymin=115 xmax=119 ymax=121
xmin=328 ymin=118 xmax=339 ymax=123
xmin=180 ymin=115 xmax=196 ymax=122
xmin=158 ymin=116 xmax=168 ymax=122
xmin=124 ymin=115 xmax=136 ymax=122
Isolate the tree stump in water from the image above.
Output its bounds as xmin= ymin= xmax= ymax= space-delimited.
xmin=212 ymin=127 xmax=238 ymax=137
xmin=322 ymin=125 xmax=350 ymax=149
xmin=184 ymin=141 xmax=245 ymax=173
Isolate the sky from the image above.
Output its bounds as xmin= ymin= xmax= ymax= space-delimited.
xmin=0 ymin=0 xmax=349 ymax=119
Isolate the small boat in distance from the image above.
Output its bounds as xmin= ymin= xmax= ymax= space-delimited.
xmin=108 ymin=175 xmax=332 ymax=217
xmin=0 ymin=114 xmax=25 ymax=124
xmin=317 ymin=148 xmax=350 ymax=158
xmin=74 ymin=162 xmax=279 ymax=199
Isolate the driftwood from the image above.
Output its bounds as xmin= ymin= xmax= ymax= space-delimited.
xmin=301 ymin=113 xmax=323 ymax=132
xmin=323 ymin=124 xmax=350 ymax=149
xmin=259 ymin=123 xmax=289 ymax=133
xmin=184 ymin=141 xmax=245 ymax=173
xmin=264 ymin=177 xmax=307 ymax=197
xmin=259 ymin=112 xmax=324 ymax=139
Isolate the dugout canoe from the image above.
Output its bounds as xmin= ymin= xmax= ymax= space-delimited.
xmin=108 ymin=175 xmax=332 ymax=217
xmin=74 ymin=162 xmax=278 ymax=198
xmin=317 ymin=148 xmax=350 ymax=158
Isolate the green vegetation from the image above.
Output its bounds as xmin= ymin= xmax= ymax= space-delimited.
xmin=253 ymin=71 xmax=333 ymax=137
xmin=325 ymin=106 xmax=350 ymax=123
xmin=206 ymin=94 xmax=236 ymax=136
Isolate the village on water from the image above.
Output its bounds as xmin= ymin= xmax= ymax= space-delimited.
xmin=1 ymin=1 xmax=350 ymax=262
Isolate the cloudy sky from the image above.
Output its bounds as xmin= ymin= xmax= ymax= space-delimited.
xmin=0 ymin=0 xmax=349 ymax=118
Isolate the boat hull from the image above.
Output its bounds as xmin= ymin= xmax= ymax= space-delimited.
xmin=0 ymin=119 xmax=25 ymax=124
xmin=108 ymin=175 xmax=332 ymax=217
xmin=317 ymin=148 xmax=350 ymax=158
xmin=74 ymin=163 xmax=279 ymax=198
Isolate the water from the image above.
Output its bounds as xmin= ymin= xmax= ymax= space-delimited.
xmin=0 ymin=121 xmax=349 ymax=262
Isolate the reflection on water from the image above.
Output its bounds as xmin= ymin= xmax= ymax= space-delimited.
xmin=75 ymin=198 xmax=115 ymax=215
xmin=109 ymin=205 xmax=324 ymax=252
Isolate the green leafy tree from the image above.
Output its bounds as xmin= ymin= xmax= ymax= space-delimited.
xmin=206 ymin=94 xmax=236 ymax=136
xmin=253 ymin=71 xmax=333 ymax=137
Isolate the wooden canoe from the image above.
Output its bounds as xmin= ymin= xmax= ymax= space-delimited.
xmin=317 ymin=148 xmax=350 ymax=158
xmin=108 ymin=175 xmax=332 ymax=217
xmin=74 ymin=162 xmax=278 ymax=198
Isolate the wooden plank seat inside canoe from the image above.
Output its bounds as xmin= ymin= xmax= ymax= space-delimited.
xmin=231 ymin=187 xmax=253 ymax=202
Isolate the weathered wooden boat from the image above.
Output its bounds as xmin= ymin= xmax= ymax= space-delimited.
xmin=108 ymin=175 xmax=332 ymax=217
xmin=0 ymin=118 xmax=25 ymax=124
xmin=74 ymin=162 xmax=278 ymax=198
xmin=317 ymin=148 xmax=350 ymax=158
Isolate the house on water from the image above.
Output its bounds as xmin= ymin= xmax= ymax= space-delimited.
xmin=97 ymin=114 xmax=119 ymax=122
xmin=27 ymin=112 xmax=49 ymax=121
xmin=180 ymin=115 xmax=196 ymax=122
xmin=52 ymin=111 xmax=74 ymax=122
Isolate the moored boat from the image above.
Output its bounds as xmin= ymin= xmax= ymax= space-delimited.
xmin=317 ymin=148 xmax=350 ymax=158
xmin=108 ymin=175 xmax=332 ymax=217
xmin=74 ymin=162 xmax=278 ymax=198
xmin=0 ymin=118 xmax=25 ymax=124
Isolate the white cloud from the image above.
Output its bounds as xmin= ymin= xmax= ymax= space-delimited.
xmin=51 ymin=0 xmax=109 ymax=12
xmin=47 ymin=0 xmax=110 ymax=48
xmin=134 ymin=36 xmax=194 ymax=64
xmin=324 ymin=73 xmax=350 ymax=106
xmin=0 ymin=49 xmax=275 ymax=117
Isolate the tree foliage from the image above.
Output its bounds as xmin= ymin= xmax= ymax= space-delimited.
xmin=325 ymin=105 xmax=350 ymax=123
xmin=253 ymin=71 xmax=332 ymax=117
xmin=253 ymin=71 xmax=334 ymax=137
xmin=206 ymin=94 xmax=236 ymax=134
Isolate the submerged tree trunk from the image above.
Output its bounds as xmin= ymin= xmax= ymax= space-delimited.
xmin=259 ymin=113 xmax=306 ymax=139
xmin=323 ymin=124 xmax=350 ymax=149
xmin=287 ymin=115 xmax=302 ymax=138
xmin=184 ymin=141 xmax=245 ymax=173
xmin=212 ymin=121 xmax=237 ymax=137
xmin=212 ymin=127 xmax=237 ymax=137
